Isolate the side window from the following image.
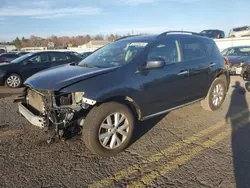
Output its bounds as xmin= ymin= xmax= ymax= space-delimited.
xmin=50 ymin=53 xmax=70 ymax=62
xmin=28 ymin=54 xmax=48 ymax=64
xmin=180 ymin=38 xmax=206 ymax=61
xmin=147 ymin=40 xmax=181 ymax=64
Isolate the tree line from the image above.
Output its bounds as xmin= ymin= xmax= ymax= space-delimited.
xmin=12 ymin=34 xmax=124 ymax=50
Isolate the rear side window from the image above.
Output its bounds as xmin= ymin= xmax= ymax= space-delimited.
xmin=205 ymin=39 xmax=222 ymax=57
xmin=180 ymin=38 xmax=206 ymax=61
xmin=49 ymin=53 xmax=71 ymax=62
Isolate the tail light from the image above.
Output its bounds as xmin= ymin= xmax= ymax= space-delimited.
xmin=224 ymin=57 xmax=230 ymax=65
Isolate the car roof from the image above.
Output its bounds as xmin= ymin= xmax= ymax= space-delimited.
xmin=0 ymin=53 xmax=19 ymax=56
xmin=117 ymin=33 xmax=211 ymax=43
xmin=202 ymin=29 xmax=223 ymax=32
xmin=117 ymin=34 xmax=158 ymax=42
xmin=232 ymin=26 xmax=250 ymax=29
xmin=226 ymin=45 xmax=250 ymax=49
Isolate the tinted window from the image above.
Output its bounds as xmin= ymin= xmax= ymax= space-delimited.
xmin=28 ymin=53 xmax=49 ymax=64
xmin=5 ymin=54 xmax=19 ymax=58
xmin=221 ymin=47 xmax=250 ymax=56
xmin=147 ymin=40 xmax=181 ymax=64
xmin=49 ymin=53 xmax=71 ymax=62
xmin=234 ymin=27 xmax=249 ymax=32
xmin=205 ymin=39 xmax=221 ymax=57
xmin=180 ymin=38 xmax=206 ymax=61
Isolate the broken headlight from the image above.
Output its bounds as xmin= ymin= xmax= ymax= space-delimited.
xmin=74 ymin=92 xmax=85 ymax=104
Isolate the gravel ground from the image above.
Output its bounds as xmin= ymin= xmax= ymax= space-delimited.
xmin=1 ymin=76 xmax=250 ymax=188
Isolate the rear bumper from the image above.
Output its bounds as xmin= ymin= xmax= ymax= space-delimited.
xmin=18 ymin=103 xmax=45 ymax=128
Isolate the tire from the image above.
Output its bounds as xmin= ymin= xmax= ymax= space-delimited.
xmin=201 ymin=77 xmax=226 ymax=111
xmin=5 ymin=73 xmax=22 ymax=88
xmin=82 ymin=102 xmax=134 ymax=156
xmin=242 ymin=71 xmax=248 ymax=81
xmin=246 ymin=82 xmax=250 ymax=92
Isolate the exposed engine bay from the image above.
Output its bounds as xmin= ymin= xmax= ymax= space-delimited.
xmin=16 ymin=88 xmax=95 ymax=143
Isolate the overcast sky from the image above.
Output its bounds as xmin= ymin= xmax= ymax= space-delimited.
xmin=0 ymin=0 xmax=249 ymax=41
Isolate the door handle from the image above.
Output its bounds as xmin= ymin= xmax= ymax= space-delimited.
xmin=177 ymin=70 xmax=189 ymax=76
xmin=209 ymin=63 xmax=216 ymax=67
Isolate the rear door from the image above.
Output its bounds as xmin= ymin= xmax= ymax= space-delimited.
xmin=179 ymin=37 xmax=214 ymax=101
xmin=19 ymin=53 xmax=50 ymax=79
xmin=48 ymin=52 xmax=75 ymax=67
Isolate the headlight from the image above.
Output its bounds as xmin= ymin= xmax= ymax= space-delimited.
xmin=74 ymin=92 xmax=85 ymax=103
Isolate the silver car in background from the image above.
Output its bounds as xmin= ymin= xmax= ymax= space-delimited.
xmin=229 ymin=26 xmax=250 ymax=38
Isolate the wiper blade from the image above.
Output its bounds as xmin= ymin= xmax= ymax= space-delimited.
xmin=80 ymin=64 xmax=97 ymax=68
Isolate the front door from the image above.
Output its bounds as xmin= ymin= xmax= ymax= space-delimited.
xmin=20 ymin=53 xmax=50 ymax=80
xmin=137 ymin=37 xmax=190 ymax=117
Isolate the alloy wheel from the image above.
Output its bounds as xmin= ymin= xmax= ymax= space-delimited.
xmin=6 ymin=75 xmax=21 ymax=88
xmin=98 ymin=112 xmax=129 ymax=149
xmin=212 ymin=83 xmax=224 ymax=107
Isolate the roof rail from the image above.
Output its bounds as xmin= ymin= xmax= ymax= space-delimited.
xmin=157 ymin=31 xmax=203 ymax=38
xmin=115 ymin=35 xmax=141 ymax=41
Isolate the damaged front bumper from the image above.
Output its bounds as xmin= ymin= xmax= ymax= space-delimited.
xmin=15 ymin=88 xmax=95 ymax=140
xmin=18 ymin=102 xmax=45 ymax=128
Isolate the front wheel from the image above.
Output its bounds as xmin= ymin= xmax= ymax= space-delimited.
xmin=242 ymin=71 xmax=248 ymax=81
xmin=82 ymin=102 xmax=134 ymax=156
xmin=5 ymin=73 xmax=22 ymax=88
xmin=201 ymin=77 xmax=226 ymax=111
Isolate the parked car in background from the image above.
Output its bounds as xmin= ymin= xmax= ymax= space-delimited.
xmin=221 ymin=46 xmax=250 ymax=78
xmin=229 ymin=26 xmax=250 ymax=38
xmin=0 ymin=53 xmax=20 ymax=63
xmin=17 ymin=52 xmax=29 ymax=56
xmin=17 ymin=31 xmax=229 ymax=156
xmin=81 ymin=51 xmax=93 ymax=59
xmin=200 ymin=30 xmax=225 ymax=39
xmin=68 ymin=51 xmax=84 ymax=59
xmin=0 ymin=51 xmax=81 ymax=88
xmin=0 ymin=49 xmax=6 ymax=54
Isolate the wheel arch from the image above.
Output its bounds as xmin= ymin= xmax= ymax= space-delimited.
xmin=5 ymin=72 xmax=24 ymax=82
xmin=99 ymin=96 xmax=142 ymax=120
xmin=215 ymin=72 xmax=228 ymax=90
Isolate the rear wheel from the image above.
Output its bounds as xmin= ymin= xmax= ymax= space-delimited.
xmin=82 ymin=102 xmax=134 ymax=156
xmin=201 ymin=77 xmax=226 ymax=111
xmin=5 ymin=73 xmax=22 ymax=88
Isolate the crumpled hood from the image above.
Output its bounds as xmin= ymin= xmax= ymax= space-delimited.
xmin=226 ymin=56 xmax=250 ymax=64
xmin=24 ymin=64 xmax=118 ymax=91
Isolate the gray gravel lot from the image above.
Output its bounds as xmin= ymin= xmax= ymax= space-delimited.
xmin=1 ymin=76 xmax=250 ymax=188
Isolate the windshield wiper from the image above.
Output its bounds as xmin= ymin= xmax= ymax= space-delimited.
xmin=80 ymin=64 xmax=97 ymax=68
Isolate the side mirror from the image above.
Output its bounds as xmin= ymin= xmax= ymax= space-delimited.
xmin=145 ymin=57 xmax=165 ymax=69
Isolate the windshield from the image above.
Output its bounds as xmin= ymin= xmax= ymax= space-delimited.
xmin=11 ymin=53 xmax=33 ymax=63
xmin=221 ymin=47 xmax=250 ymax=56
xmin=78 ymin=40 xmax=148 ymax=68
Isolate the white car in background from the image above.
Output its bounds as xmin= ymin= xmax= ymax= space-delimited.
xmin=229 ymin=26 xmax=250 ymax=38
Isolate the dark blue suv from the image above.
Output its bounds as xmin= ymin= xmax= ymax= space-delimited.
xmin=17 ymin=31 xmax=230 ymax=156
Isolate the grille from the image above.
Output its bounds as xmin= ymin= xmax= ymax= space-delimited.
xmin=27 ymin=89 xmax=46 ymax=113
